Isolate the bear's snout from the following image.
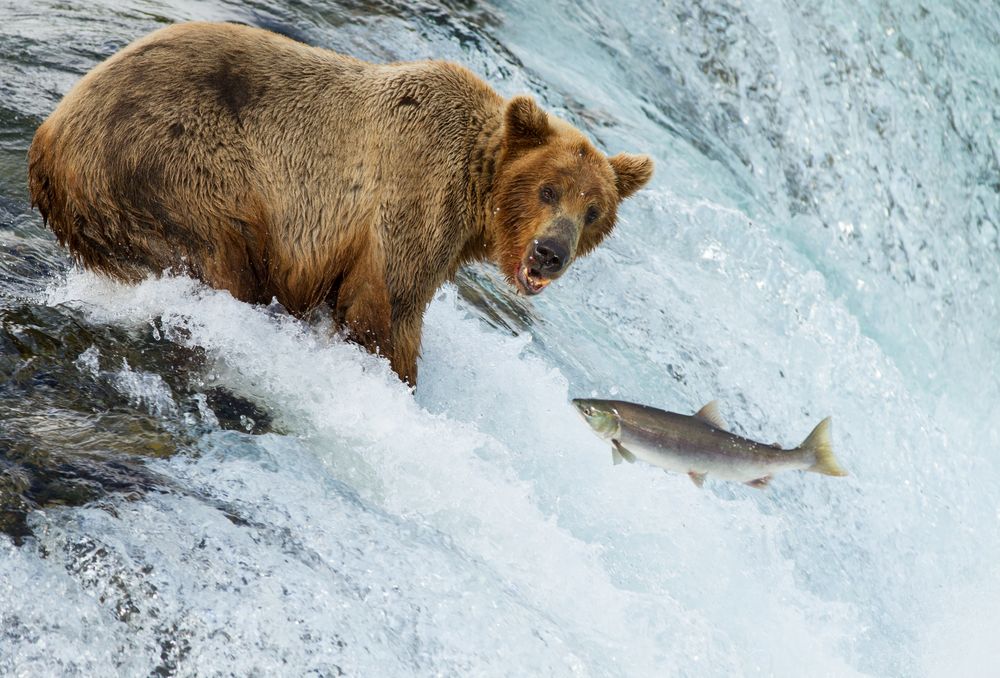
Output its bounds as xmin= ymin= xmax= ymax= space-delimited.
xmin=514 ymin=216 xmax=580 ymax=295
xmin=531 ymin=238 xmax=569 ymax=277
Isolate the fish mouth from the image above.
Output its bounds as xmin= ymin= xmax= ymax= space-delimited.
xmin=515 ymin=264 xmax=551 ymax=296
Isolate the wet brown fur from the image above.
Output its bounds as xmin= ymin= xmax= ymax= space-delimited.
xmin=28 ymin=22 xmax=653 ymax=384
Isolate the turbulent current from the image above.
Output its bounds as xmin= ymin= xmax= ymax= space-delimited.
xmin=1 ymin=1 xmax=998 ymax=676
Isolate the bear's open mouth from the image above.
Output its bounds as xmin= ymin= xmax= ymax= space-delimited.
xmin=516 ymin=265 xmax=551 ymax=295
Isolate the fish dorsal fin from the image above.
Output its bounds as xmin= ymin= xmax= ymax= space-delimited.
xmin=688 ymin=471 xmax=707 ymax=488
xmin=694 ymin=401 xmax=727 ymax=430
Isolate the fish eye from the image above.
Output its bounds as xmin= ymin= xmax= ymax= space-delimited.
xmin=582 ymin=406 xmax=593 ymax=416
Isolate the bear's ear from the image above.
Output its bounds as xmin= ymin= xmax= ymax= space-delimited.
xmin=503 ymin=95 xmax=551 ymax=152
xmin=609 ymin=153 xmax=654 ymax=199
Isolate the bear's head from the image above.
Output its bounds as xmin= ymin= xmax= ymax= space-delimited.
xmin=491 ymin=95 xmax=654 ymax=295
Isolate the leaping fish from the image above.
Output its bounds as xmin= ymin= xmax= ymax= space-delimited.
xmin=572 ymin=398 xmax=848 ymax=489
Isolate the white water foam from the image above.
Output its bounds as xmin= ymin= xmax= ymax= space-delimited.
xmin=20 ymin=270 xmax=860 ymax=676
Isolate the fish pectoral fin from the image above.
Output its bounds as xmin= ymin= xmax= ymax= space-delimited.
xmin=612 ymin=440 xmax=637 ymax=464
xmin=694 ymin=400 xmax=728 ymax=431
xmin=611 ymin=443 xmax=623 ymax=466
xmin=745 ymin=476 xmax=771 ymax=490
xmin=688 ymin=471 xmax=707 ymax=488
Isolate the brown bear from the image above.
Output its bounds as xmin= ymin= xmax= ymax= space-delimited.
xmin=28 ymin=22 xmax=653 ymax=385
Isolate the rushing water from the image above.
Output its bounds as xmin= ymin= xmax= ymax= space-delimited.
xmin=2 ymin=1 xmax=998 ymax=676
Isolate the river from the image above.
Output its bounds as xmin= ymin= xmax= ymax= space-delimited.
xmin=1 ymin=1 xmax=998 ymax=676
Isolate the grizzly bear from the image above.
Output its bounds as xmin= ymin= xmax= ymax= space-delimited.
xmin=28 ymin=22 xmax=653 ymax=385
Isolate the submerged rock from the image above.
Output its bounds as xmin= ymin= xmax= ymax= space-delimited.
xmin=0 ymin=302 xmax=274 ymax=543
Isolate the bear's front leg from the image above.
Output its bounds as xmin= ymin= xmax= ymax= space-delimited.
xmin=334 ymin=251 xmax=394 ymax=372
xmin=388 ymin=312 xmax=423 ymax=387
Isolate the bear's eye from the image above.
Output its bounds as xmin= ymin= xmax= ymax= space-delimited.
xmin=585 ymin=206 xmax=600 ymax=225
xmin=539 ymin=185 xmax=557 ymax=204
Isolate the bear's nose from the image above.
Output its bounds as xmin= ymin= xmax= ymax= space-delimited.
xmin=532 ymin=239 xmax=569 ymax=276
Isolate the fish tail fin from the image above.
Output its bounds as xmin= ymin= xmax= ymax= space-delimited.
xmin=800 ymin=417 xmax=848 ymax=477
